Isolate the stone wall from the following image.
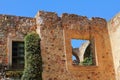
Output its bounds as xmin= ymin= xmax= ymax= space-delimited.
xmin=108 ymin=13 xmax=120 ymax=80
xmin=36 ymin=11 xmax=116 ymax=80
xmin=0 ymin=11 xmax=117 ymax=80
xmin=0 ymin=14 xmax=36 ymax=65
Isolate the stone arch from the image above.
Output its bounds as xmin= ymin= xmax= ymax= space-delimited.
xmin=72 ymin=41 xmax=90 ymax=63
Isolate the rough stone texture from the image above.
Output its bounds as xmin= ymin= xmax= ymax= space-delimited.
xmin=0 ymin=11 xmax=117 ymax=80
xmin=36 ymin=11 xmax=116 ymax=80
xmin=108 ymin=13 xmax=120 ymax=80
xmin=0 ymin=14 xmax=36 ymax=65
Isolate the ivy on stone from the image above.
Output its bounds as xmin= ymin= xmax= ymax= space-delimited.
xmin=21 ymin=32 xmax=42 ymax=80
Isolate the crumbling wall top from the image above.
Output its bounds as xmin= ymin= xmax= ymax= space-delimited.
xmin=0 ymin=14 xmax=36 ymax=33
xmin=36 ymin=11 xmax=107 ymax=32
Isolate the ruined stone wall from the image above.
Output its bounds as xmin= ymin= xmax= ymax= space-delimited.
xmin=108 ymin=13 xmax=120 ymax=79
xmin=0 ymin=11 xmax=117 ymax=80
xmin=36 ymin=11 xmax=116 ymax=80
xmin=0 ymin=14 xmax=36 ymax=64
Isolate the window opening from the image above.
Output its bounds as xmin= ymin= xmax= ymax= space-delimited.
xmin=12 ymin=41 xmax=24 ymax=69
xmin=71 ymin=39 xmax=95 ymax=66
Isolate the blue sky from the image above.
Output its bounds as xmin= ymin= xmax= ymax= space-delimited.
xmin=71 ymin=39 xmax=87 ymax=48
xmin=0 ymin=0 xmax=120 ymax=21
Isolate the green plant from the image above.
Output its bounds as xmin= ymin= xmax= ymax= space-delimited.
xmin=81 ymin=54 xmax=93 ymax=66
xmin=21 ymin=32 xmax=42 ymax=80
xmin=6 ymin=70 xmax=23 ymax=78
